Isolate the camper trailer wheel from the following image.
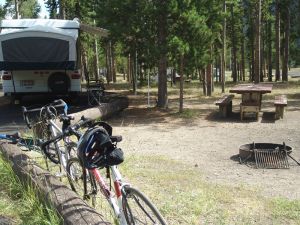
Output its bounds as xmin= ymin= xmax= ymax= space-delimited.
xmin=48 ymin=72 xmax=70 ymax=94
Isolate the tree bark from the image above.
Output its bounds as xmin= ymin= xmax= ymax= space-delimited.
xmin=206 ymin=63 xmax=212 ymax=96
xmin=221 ymin=0 xmax=226 ymax=93
xmin=241 ymin=36 xmax=245 ymax=81
xmin=179 ymin=55 xmax=184 ymax=113
xmin=127 ymin=54 xmax=131 ymax=82
xmin=282 ymin=3 xmax=290 ymax=82
xmin=268 ymin=21 xmax=273 ymax=81
xmin=111 ymin=44 xmax=117 ymax=83
xmin=202 ymin=68 xmax=207 ymax=96
xmin=105 ymin=44 xmax=111 ymax=84
xmin=58 ymin=0 xmax=66 ymax=19
xmin=275 ymin=0 xmax=281 ymax=81
xmin=14 ymin=0 xmax=19 ymax=19
xmin=230 ymin=4 xmax=238 ymax=82
xmin=157 ymin=1 xmax=168 ymax=108
xmin=254 ymin=0 xmax=261 ymax=83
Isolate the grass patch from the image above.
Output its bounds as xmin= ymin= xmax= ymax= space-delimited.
xmin=0 ymin=154 xmax=62 ymax=225
xmin=172 ymin=108 xmax=201 ymax=119
xmin=120 ymin=154 xmax=300 ymax=225
xmin=269 ymin=198 xmax=300 ymax=221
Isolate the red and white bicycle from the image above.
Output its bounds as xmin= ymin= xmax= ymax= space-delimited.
xmin=67 ymin=122 xmax=167 ymax=225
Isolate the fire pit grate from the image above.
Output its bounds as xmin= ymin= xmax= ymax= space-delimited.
xmin=254 ymin=148 xmax=289 ymax=169
xmin=239 ymin=142 xmax=295 ymax=169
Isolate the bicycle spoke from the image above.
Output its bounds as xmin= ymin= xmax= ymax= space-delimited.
xmin=123 ymin=186 xmax=167 ymax=225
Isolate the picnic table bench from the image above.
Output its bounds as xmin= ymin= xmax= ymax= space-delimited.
xmin=215 ymin=94 xmax=234 ymax=118
xmin=274 ymin=95 xmax=287 ymax=119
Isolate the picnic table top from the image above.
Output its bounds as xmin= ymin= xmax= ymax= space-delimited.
xmin=229 ymin=83 xmax=273 ymax=94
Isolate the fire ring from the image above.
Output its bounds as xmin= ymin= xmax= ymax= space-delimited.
xmin=239 ymin=142 xmax=293 ymax=169
xmin=239 ymin=142 xmax=292 ymax=161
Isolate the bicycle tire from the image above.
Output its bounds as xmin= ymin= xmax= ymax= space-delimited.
xmin=66 ymin=157 xmax=97 ymax=206
xmin=43 ymin=140 xmax=60 ymax=164
xmin=122 ymin=186 xmax=167 ymax=225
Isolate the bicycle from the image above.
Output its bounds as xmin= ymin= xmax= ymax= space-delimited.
xmin=22 ymin=99 xmax=90 ymax=177
xmin=66 ymin=122 xmax=167 ymax=225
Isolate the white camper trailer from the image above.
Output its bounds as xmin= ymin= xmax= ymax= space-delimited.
xmin=0 ymin=19 xmax=81 ymax=100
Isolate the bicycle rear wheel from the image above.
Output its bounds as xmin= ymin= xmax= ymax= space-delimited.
xmin=122 ymin=186 xmax=167 ymax=225
xmin=66 ymin=157 xmax=97 ymax=206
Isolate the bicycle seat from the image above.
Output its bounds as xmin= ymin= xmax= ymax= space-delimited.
xmin=111 ymin=135 xmax=122 ymax=143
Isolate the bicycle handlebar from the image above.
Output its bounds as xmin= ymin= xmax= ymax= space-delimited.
xmin=22 ymin=99 xmax=68 ymax=128
xmin=40 ymin=116 xmax=93 ymax=151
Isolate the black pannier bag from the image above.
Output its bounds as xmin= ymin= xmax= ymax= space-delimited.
xmin=93 ymin=129 xmax=124 ymax=167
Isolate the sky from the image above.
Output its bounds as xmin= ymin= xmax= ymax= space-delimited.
xmin=0 ymin=0 xmax=49 ymax=18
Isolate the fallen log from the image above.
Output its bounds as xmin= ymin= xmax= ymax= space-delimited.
xmin=70 ymin=96 xmax=129 ymax=122
xmin=0 ymin=142 xmax=111 ymax=225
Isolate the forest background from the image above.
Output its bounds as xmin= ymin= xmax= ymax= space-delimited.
xmin=0 ymin=0 xmax=300 ymax=110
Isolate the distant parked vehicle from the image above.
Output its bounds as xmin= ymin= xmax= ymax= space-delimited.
xmin=0 ymin=19 xmax=81 ymax=101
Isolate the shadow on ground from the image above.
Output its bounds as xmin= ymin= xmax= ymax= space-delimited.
xmin=0 ymin=92 xmax=122 ymax=132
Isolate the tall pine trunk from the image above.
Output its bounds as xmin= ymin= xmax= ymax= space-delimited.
xmin=59 ymin=0 xmax=66 ymax=19
xmin=221 ymin=0 xmax=226 ymax=93
xmin=14 ymin=0 xmax=19 ymax=19
xmin=179 ymin=55 xmax=184 ymax=113
xmin=241 ymin=36 xmax=245 ymax=81
xmin=275 ymin=0 xmax=281 ymax=81
xmin=254 ymin=0 xmax=261 ymax=83
xmin=206 ymin=63 xmax=212 ymax=96
xmin=111 ymin=44 xmax=117 ymax=83
xmin=230 ymin=4 xmax=238 ymax=82
xmin=157 ymin=1 xmax=168 ymax=108
xmin=282 ymin=3 xmax=290 ymax=82
xmin=268 ymin=20 xmax=273 ymax=81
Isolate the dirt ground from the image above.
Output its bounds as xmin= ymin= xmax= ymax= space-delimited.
xmin=107 ymin=93 xmax=300 ymax=200
xmin=0 ymin=84 xmax=299 ymax=201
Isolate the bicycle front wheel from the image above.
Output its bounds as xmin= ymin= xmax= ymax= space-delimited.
xmin=66 ymin=157 xmax=97 ymax=206
xmin=122 ymin=186 xmax=167 ymax=225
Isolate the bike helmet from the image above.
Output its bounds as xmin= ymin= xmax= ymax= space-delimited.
xmin=77 ymin=127 xmax=124 ymax=169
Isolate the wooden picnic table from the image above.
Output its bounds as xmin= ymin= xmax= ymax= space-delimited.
xmin=229 ymin=83 xmax=273 ymax=120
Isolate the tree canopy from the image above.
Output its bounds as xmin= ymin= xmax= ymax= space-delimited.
xmin=2 ymin=0 xmax=300 ymax=108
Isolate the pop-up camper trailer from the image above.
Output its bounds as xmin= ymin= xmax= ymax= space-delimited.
xmin=0 ymin=19 xmax=81 ymax=100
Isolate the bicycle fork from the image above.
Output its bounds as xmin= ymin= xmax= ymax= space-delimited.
xmin=90 ymin=167 xmax=128 ymax=225
xmin=50 ymin=122 xmax=68 ymax=175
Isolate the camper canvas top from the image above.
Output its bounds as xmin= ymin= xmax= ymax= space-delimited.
xmin=0 ymin=19 xmax=80 ymax=70
xmin=0 ymin=19 xmax=80 ymax=30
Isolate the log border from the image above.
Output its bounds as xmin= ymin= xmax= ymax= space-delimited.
xmin=0 ymin=141 xmax=111 ymax=225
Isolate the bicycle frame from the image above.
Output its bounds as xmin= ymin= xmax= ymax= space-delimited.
xmin=48 ymin=120 xmax=68 ymax=170
xmin=47 ymin=118 xmax=76 ymax=175
xmin=90 ymin=166 xmax=128 ymax=225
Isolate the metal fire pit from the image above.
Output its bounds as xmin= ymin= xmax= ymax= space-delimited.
xmin=239 ymin=142 xmax=292 ymax=169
